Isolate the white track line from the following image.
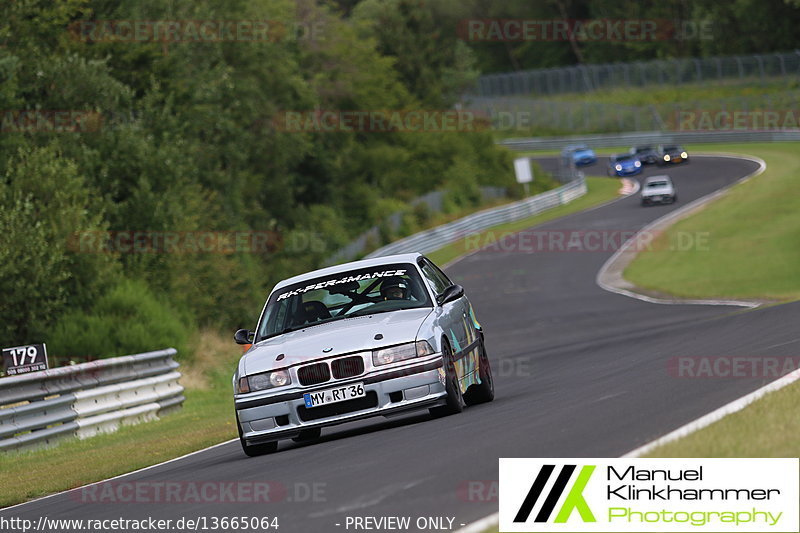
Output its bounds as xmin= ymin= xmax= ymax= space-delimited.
xmin=0 ymin=438 xmax=237 ymax=512
xmin=624 ymin=366 xmax=800 ymax=457
xmin=456 ymin=153 xmax=775 ymax=533
xmin=596 ymin=153 xmax=767 ymax=308
xmin=457 ymin=365 xmax=800 ymax=532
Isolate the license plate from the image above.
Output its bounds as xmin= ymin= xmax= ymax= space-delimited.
xmin=303 ymin=382 xmax=365 ymax=408
xmin=653 ymin=195 xmax=662 ymax=201
xmin=672 ymin=157 xmax=681 ymax=162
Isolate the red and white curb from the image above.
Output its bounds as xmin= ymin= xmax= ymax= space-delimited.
xmin=596 ymin=153 xmax=767 ymax=308
xmin=618 ymin=178 xmax=639 ymax=196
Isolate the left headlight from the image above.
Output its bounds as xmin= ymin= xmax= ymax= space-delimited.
xmin=681 ymin=151 xmax=688 ymax=159
xmin=373 ymin=340 xmax=435 ymax=366
xmin=615 ymin=164 xmax=622 ymax=171
xmin=237 ymin=369 xmax=291 ymax=393
xmin=634 ymin=160 xmax=641 ymax=168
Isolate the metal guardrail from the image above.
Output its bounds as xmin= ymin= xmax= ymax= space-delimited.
xmin=365 ymin=176 xmax=586 ymax=259
xmin=499 ymin=130 xmax=800 ymax=152
xmin=0 ymin=349 xmax=183 ymax=452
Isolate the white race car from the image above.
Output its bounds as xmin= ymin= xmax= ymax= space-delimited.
xmin=232 ymin=253 xmax=494 ymax=456
xmin=641 ymin=175 xmax=677 ymax=205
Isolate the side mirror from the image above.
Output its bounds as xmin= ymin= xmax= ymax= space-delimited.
xmin=436 ymin=284 xmax=464 ymax=306
xmin=234 ymin=329 xmax=253 ymax=345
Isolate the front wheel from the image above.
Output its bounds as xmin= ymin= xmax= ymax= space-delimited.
xmin=429 ymin=340 xmax=464 ymax=418
xmin=237 ymin=415 xmax=278 ymax=457
xmin=464 ymin=338 xmax=495 ymax=406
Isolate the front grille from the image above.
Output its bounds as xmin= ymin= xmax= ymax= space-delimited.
xmin=297 ymin=362 xmax=330 ymax=386
xmin=331 ymin=356 xmax=364 ymax=379
xmin=297 ymin=391 xmax=379 ymax=422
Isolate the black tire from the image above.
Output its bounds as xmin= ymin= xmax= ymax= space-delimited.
xmin=429 ymin=339 xmax=464 ymax=418
xmin=464 ymin=338 xmax=495 ymax=406
xmin=292 ymin=427 xmax=321 ymax=443
xmin=237 ymin=416 xmax=278 ymax=457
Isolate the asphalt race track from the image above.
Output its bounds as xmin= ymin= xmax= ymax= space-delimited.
xmin=4 ymin=155 xmax=800 ymax=532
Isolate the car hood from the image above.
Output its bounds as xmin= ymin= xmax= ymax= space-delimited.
xmin=642 ymin=185 xmax=674 ymax=196
xmin=241 ymin=307 xmax=433 ymax=375
xmin=574 ymin=150 xmax=594 ymax=157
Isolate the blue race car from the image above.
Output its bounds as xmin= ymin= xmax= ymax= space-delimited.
xmin=561 ymin=144 xmax=597 ymax=166
xmin=607 ymin=153 xmax=642 ymax=176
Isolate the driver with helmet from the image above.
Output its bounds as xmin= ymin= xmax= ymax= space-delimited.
xmin=380 ymin=276 xmax=410 ymax=301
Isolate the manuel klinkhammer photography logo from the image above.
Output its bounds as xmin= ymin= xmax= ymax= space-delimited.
xmin=499 ymin=458 xmax=799 ymax=532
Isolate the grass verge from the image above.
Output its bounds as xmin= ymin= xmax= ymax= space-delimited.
xmin=427 ymin=176 xmax=622 ymax=265
xmin=624 ymin=142 xmax=800 ymax=301
xmin=621 ymin=142 xmax=799 ymax=457
xmin=644 ymin=374 xmax=800 ymax=457
xmin=0 ymin=331 xmax=241 ymax=508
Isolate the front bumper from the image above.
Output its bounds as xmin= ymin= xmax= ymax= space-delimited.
xmin=235 ymin=356 xmax=447 ymax=445
xmin=613 ymin=167 xmax=642 ymax=176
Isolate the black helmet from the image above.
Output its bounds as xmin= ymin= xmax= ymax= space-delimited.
xmin=380 ymin=276 xmax=409 ymax=300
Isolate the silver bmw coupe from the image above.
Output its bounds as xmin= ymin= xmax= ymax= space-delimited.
xmin=232 ymin=253 xmax=494 ymax=456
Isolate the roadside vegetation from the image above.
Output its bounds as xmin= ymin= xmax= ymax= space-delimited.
xmin=625 ymin=143 xmax=800 ymax=302
xmin=0 ymin=1 xmax=520 ymax=365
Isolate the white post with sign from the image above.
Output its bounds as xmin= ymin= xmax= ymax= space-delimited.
xmin=2 ymin=343 xmax=49 ymax=376
xmin=514 ymin=157 xmax=533 ymax=196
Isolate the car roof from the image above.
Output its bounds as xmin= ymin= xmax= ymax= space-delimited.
xmin=644 ymin=175 xmax=672 ymax=183
xmin=273 ymin=252 xmax=424 ymax=291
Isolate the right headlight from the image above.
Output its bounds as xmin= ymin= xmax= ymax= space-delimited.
xmin=372 ymin=340 xmax=435 ymax=366
xmin=238 ymin=369 xmax=291 ymax=393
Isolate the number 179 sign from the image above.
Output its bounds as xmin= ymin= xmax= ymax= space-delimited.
xmin=2 ymin=344 xmax=49 ymax=376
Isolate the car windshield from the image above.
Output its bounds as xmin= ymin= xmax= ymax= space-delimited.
xmin=647 ymin=181 xmax=669 ymax=188
xmin=635 ymin=146 xmax=652 ymax=153
xmin=663 ymin=146 xmax=680 ymax=152
xmin=255 ymin=263 xmax=432 ymax=341
xmin=615 ymin=155 xmax=634 ymax=162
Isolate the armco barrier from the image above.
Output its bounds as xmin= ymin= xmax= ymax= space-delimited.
xmin=0 ymin=348 xmax=183 ymax=452
xmin=365 ymin=176 xmax=586 ymax=259
xmin=498 ymin=129 xmax=800 ymax=152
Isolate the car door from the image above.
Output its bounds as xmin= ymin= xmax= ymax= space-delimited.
xmin=418 ymin=258 xmax=481 ymax=391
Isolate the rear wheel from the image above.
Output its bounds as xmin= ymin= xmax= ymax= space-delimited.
xmin=237 ymin=415 xmax=278 ymax=457
xmin=464 ymin=337 xmax=495 ymax=406
xmin=429 ymin=339 xmax=464 ymax=418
